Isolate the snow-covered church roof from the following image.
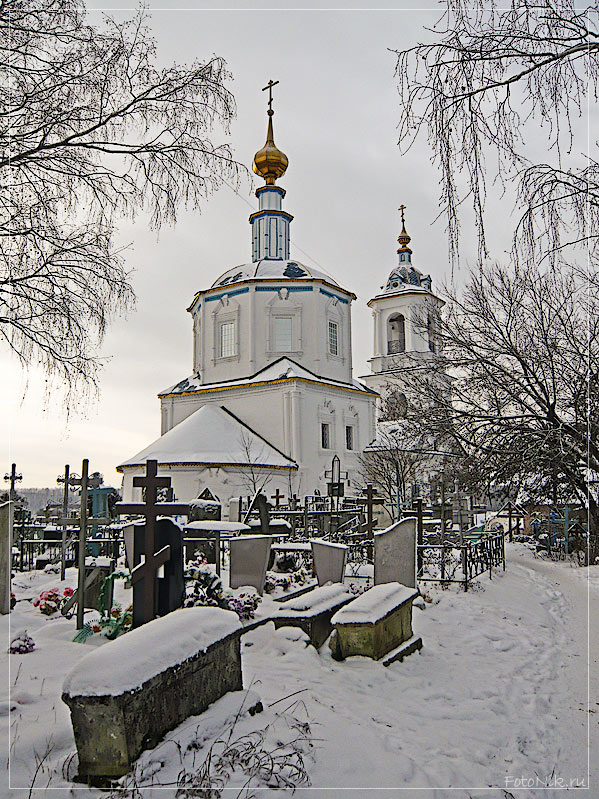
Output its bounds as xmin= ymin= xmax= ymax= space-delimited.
xmin=117 ymin=405 xmax=297 ymax=472
xmin=212 ymin=259 xmax=340 ymax=289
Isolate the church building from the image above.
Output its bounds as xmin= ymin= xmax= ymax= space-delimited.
xmin=117 ymin=88 xmax=378 ymax=504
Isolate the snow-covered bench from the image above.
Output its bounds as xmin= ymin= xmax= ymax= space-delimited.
xmin=330 ymin=582 xmax=422 ymax=665
xmin=273 ymin=583 xmax=353 ymax=647
xmin=62 ymin=607 xmax=242 ymax=782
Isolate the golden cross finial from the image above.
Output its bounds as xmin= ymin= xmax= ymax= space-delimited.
xmin=262 ymin=79 xmax=279 ymax=113
xmin=399 ymin=204 xmax=407 ymax=227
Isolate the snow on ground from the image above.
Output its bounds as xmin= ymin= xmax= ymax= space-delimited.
xmin=1 ymin=544 xmax=597 ymax=797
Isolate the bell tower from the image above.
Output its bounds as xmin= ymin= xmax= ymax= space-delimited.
xmin=361 ymin=206 xmax=444 ymax=414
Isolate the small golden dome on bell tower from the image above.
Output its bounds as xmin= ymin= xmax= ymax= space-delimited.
xmin=397 ymin=203 xmax=412 ymax=251
xmin=253 ymin=79 xmax=288 ymax=186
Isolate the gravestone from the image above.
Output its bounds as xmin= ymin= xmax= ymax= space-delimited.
xmin=374 ymin=517 xmax=417 ymax=588
xmin=310 ymin=539 xmax=347 ymax=586
xmin=187 ymin=498 xmax=221 ymax=562
xmin=116 ymin=460 xmax=189 ymax=627
xmin=131 ymin=518 xmax=185 ymax=628
xmin=61 ymin=557 xmax=115 ymax=616
xmin=229 ymin=535 xmax=272 ymax=595
xmin=0 ymin=501 xmax=13 ymax=615
xmin=228 ymin=497 xmax=241 ymax=522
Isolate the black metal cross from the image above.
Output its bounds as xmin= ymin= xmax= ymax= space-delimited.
xmin=116 ymin=460 xmax=189 ymax=626
xmin=270 ymin=488 xmax=285 ymax=508
xmin=262 ymin=79 xmax=279 ymax=112
xmin=4 ymin=463 xmax=23 ymax=498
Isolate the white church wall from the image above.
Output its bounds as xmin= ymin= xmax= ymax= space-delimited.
xmin=190 ymin=280 xmax=354 ymax=388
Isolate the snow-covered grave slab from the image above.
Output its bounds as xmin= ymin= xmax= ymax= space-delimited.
xmin=62 ymin=607 xmax=242 ymax=782
xmin=374 ymin=518 xmax=417 ymax=588
xmin=229 ymin=535 xmax=273 ymax=595
xmin=310 ymin=538 xmax=348 ymax=585
xmin=273 ymin=582 xmax=353 ymax=647
xmin=330 ymin=582 xmax=422 ymax=664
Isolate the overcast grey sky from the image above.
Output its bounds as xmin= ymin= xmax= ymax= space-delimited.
xmin=1 ymin=1 xmax=543 ymax=489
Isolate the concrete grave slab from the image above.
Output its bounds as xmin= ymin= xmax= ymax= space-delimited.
xmin=62 ymin=607 xmax=242 ymax=781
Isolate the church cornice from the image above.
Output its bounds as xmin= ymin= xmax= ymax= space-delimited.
xmin=187 ymin=277 xmax=356 ymax=313
xmin=367 ymin=288 xmax=444 ymax=307
xmin=159 ymin=375 xmax=377 ymax=400
xmin=117 ymin=461 xmax=298 ymax=473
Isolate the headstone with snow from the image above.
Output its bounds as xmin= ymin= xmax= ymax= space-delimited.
xmin=330 ymin=581 xmax=422 ymax=664
xmin=229 ymin=535 xmax=272 ymax=595
xmin=131 ymin=518 xmax=184 ymax=628
xmin=188 ymin=496 xmax=221 ymax=522
xmin=228 ymin=497 xmax=241 ymax=522
xmin=274 ymin=583 xmax=353 ymax=647
xmin=0 ymin=501 xmax=13 ymax=615
xmin=374 ymin=517 xmax=417 ymax=588
xmin=310 ymin=539 xmax=347 ymax=586
xmin=62 ymin=607 xmax=242 ymax=781
xmin=116 ymin=460 xmax=189 ymax=627
xmin=62 ymin=557 xmax=115 ymax=616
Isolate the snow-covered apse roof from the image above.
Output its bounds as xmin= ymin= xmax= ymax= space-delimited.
xmin=117 ymin=405 xmax=297 ymax=471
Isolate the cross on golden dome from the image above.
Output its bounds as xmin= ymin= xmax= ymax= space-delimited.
xmin=253 ymin=79 xmax=288 ymax=185
xmin=397 ymin=203 xmax=412 ymax=250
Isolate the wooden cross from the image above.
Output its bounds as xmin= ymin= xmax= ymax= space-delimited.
xmin=4 ymin=463 xmax=23 ymax=498
xmin=68 ymin=460 xmax=103 ymax=629
xmin=270 ymin=488 xmax=285 ymax=509
xmin=116 ymin=460 xmax=189 ymax=626
xmin=360 ymin=483 xmax=381 ymax=540
xmin=262 ymin=79 xmax=279 ymax=112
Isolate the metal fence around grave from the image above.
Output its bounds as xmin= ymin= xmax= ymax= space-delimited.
xmin=417 ymin=532 xmax=505 ymax=591
xmin=19 ymin=537 xmax=123 ymax=572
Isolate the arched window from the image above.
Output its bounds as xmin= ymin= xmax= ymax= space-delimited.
xmin=387 ymin=314 xmax=405 ymax=354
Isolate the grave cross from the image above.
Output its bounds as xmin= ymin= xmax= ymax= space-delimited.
xmin=68 ymin=460 xmax=103 ymax=629
xmin=116 ymin=460 xmax=189 ymax=626
xmin=3 ymin=463 xmax=23 ymax=499
xmin=270 ymin=488 xmax=285 ymax=509
xmin=360 ymin=483 xmax=381 ymax=540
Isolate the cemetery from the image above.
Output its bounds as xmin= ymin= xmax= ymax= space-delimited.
xmin=2 ymin=4 xmax=597 ymax=791
xmin=3 ymin=452 xmax=597 ymax=792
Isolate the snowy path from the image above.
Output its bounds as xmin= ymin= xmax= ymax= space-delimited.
xmin=1 ymin=543 xmax=596 ymax=796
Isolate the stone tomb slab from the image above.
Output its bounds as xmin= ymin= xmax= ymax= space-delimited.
xmin=310 ymin=539 xmax=348 ymax=586
xmin=273 ymin=583 xmax=353 ymax=648
xmin=331 ymin=581 xmax=421 ymax=661
xmin=229 ymin=535 xmax=273 ymax=595
xmin=62 ymin=607 xmax=242 ymax=781
xmin=374 ymin=517 xmax=417 ymax=588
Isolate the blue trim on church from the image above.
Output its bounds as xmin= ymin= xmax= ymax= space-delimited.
xmin=255 ymin=286 xmax=313 ymax=293
xmin=319 ymin=288 xmax=349 ymax=304
xmin=205 ymin=287 xmax=250 ymax=302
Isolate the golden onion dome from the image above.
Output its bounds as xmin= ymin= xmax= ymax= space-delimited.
xmin=253 ymin=109 xmax=288 ymax=185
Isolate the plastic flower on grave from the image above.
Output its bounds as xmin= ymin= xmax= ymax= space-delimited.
xmin=63 ymin=587 xmax=74 ymax=597
xmin=110 ymin=606 xmax=122 ymax=618
xmin=32 ymin=597 xmax=40 ymax=607
xmin=91 ymin=624 xmax=101 ymax=633
xmin=8 ymin=632 xmax=35 ymax=654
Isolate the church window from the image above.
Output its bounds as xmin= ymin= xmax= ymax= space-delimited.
xmin=321 ymin=422 xmax=330 ymax=449
xmin=427 ymin=313 xmax=436 ymax=352
xmin=345 ymin=425 xmax=354 ymax=450
xmin=387 ymin=314 xmax=405 ymax=354
xmin=328 ymin=321 xmax=339 ymax=356
xmin=273 ymin=316 xmax=293 ymax=351
xmin=219 ymin=321 xmax=235 ymax=358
